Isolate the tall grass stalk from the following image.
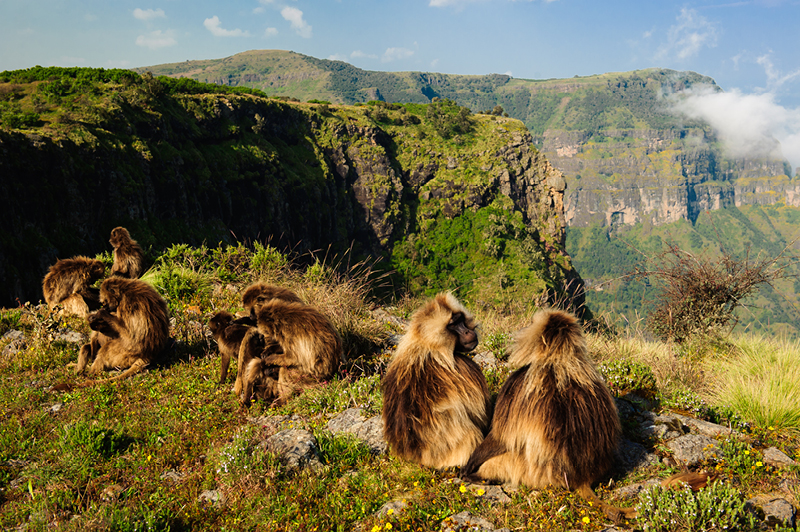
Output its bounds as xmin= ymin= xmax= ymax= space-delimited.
xmin=707 ymin=335 xmax=800 ymax=432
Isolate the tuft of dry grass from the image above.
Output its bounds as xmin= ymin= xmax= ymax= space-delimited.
xmin=706 ymin=335 xmax=800 ymax=433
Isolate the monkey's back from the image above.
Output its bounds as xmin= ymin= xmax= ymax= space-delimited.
xmin=493 ymin=361 xmax=620 ymax=488
xmin=43 ymin=256 xmax=103 ymax=305
xmin=255 ymin=300 xmax=342 ymax=379
xmin=106 ymin=278 xmax=170 ymax=360
xmin=382 ymin=352 xmax=489 ymax=469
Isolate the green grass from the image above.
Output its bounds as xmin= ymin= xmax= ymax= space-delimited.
xmin=706 ymin=335 xmax=800 ymax=433
xmin=1 ymin=243 xmax=799 ymax=531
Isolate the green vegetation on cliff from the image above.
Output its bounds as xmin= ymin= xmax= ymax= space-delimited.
xmin=137 ymin=50 xmax=715 ymax=135
xmin=567 ymin=205 xmax=800 ymax=336
xmin=0 ymin=66 xmax=578 ymax=312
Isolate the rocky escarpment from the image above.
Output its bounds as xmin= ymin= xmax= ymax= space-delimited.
xmin=0 ymin=77 xmax=578 ymax=309
xmin=538 ymin=128 xmax=794 ymax=228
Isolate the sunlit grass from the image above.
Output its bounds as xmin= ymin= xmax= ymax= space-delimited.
xmin=706 ymin=335 xmax=800 ymax=433
xmin=2 ymin=243 xmax=799 ymax=530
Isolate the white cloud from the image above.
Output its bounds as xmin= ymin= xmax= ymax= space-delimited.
xmin=757 ymin=53 xmax=800 ymax=90
xmin=264 ymin=27 xmax=278 ymax=37
xmin=656 ymin=8 xmax=718 ymax=61
xmin=203 ymin=16 xmax=251 ymax=37
xmin=328 ymin=54 xmax=348 ymax=61
xmin=669 ymin=85 xmax=800 ymax=172
xmin=133 ymin=8 xmax=166 ymax=22
xmin=351 ymin=50 xmax=378 ymax=59
xmin=135 ymin=29 xmax=177 ymax=49
xmin=382 ymin=47 xmax=414 ymax=63
xmin=253 ymin=6 xmax=266 ymax=14
xmin=281 ymin=6 xmax=312 ymax=38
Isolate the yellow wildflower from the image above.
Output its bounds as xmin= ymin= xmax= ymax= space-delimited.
xmin=477 ymin=489 xmax=485 ymax=496
xmin=756 ymin=461 xmax=763 ymax=467
xmin=459 ymin=485 xmax=467 ymax=493
xmin=582 ymin=516 xmax=590 ymax=524
xmin=387 ymin=509 xmax=394 ymax=515
xmin=385 ymin=524 xmax=392 ymax=530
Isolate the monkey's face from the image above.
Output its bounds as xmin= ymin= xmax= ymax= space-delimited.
xmin=447 ymin=312 xmax=479 ymax=353
xmin=100 ymin=279 xmax=124 ymax=311
xmin=89 ymin=261 xmax=105 ymax=280
xmin=109 ymin=227 xmax=128 ymax=247
xmin=208 ymin=311 xmax=233 ymax=337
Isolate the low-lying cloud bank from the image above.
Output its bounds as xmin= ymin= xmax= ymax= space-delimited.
xmin=667 ymin=85 xmax=800 ymax=175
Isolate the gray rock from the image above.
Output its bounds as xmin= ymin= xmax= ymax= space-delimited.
xmin=1 ymin=330 xmax=26 ymax=356
xmin=441 ymin=511 xmax=505 ymax=532
xmin=198 ymin=489 xmax=225 ymax=508
xmin=160 ymin=470 xmax=185 ymax=483
xmin=671 ymin=413 xmax=741 ymax=439
xmin=466 ymin=484 xmax=512 ymax=504
xmin=613 ymin=478 xmax=660 ymax=500
xmin=614 ymin=398 xmax=638 ymax=420
xmin=247 ymin=414 xmax=308 ymax=435
xmin=640 ymin=414 xmax=687 ymax=441
xmin=327 ymin=408 xmax=387 ymax=455
xmin=376 ymin=499 xmax=408 ymax=518
xmin=262 ymin=429 xmax=322 ymax=471
xmin=53 ymin=329 xmax=86 ymax=344
xmin=614 ymin=438 xmax=660 ymax=473
xmin=100 ymin=484 xmax=125 ymax=502
xmin=763 ymin=446 xmax=797 ymax=467
xmin=44 ymin=403 xmax=62 ymax=414
xmin=746 ymin=495 xmax=796 ymax=528
xmin=471 ymin=351 xmax=499 ymax=371
xmin=666 ymin=434 xmax=719 ymax=467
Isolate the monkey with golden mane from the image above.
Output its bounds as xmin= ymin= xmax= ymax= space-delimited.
xmin=461 ymin=309 xmax=636 ymax=521
xmin=42 ymin=256 xmax=105 ymax=318
xmin=75 ymin=277 xmax=170 ymax=381
xmin=227 ymin=282 xmax=305 ymax=398
xmin=109 ymin=226 xmax=145 ymax=279
xmin=236 ymin=291 xmax=342 ymax=406
xmin=382 ymin=293 xmax=491 ymax=469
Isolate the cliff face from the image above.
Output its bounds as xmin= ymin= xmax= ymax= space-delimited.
xmin=0 ymin=73 xmax=577 ymax=310
xmin=539 ymin=128 xmax=793 ymax=228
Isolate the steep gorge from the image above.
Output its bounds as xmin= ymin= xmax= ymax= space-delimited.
xmin=0 ymin=70 xmax=577 ymax=310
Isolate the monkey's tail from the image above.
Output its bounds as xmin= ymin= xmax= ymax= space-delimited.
xmin=52 ymin=360 xmax=150 ymax=391
xmin=576 ymin=484 xmax=637 ymax=524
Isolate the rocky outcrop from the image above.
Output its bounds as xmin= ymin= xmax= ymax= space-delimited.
xmin=0 ymin=91 xmax=578 ymax=309
xmin=539 ymin=128 xmax=794 ymax=228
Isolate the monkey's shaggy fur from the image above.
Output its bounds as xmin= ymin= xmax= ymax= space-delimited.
xmin=461 ymin=309 xmax=635 ymax=521
xmin=382 ymin=293 xmax=490 ymax=469
xmin=76 ymin=277 xmax=170 ymax=379
xmin=42 ymin=256 xmax=105 ymax=317
xmin=109 ymin=227 xmax=145 ymax=279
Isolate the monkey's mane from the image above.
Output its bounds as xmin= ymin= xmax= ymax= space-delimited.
xmin=395 ymin=292 xmax=477 ymax=370
xmin=509 ymin=309 xmax=602 ymax=392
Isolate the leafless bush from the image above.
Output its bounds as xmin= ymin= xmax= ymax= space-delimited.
xmin=636 ymin=242 xmax=796 ymax=343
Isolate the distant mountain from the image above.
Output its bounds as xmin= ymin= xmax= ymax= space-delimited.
xmin=0 ymin=67 xmax=579 ymax=313
xmin=135 ymin=52 xmax=800 ymax=334
xmin=138 ymin=51 xmax=796 ymax=230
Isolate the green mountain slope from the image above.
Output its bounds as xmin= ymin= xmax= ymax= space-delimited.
xmin=0 ymin=67 xmax=579 ymax=312
xmin=567 ymin=207 xmax=800 ymax=336
xmin=136 ymin=50 xmax=714 ymax=134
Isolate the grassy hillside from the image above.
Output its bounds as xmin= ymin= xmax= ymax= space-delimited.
xmin=0 ymin=66 xmax=578 ymax=313
xmin=136 ymin=50 xmax=714 ymax=135
xmin=0 ymin=244 xmax=798 ymax=530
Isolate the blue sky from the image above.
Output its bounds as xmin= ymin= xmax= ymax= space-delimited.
xmin=2 ymin=0 xmax=799 ymax=167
